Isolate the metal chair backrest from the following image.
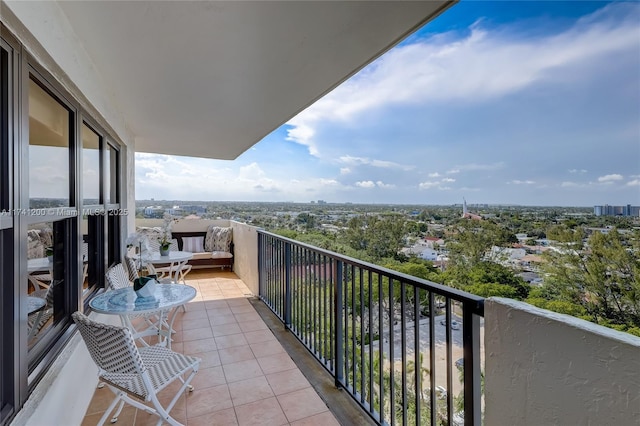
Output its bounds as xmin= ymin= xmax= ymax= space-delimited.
xmin=124 ymin=256 xmax=139 ymax=281
xmin=105 ymin=263 xmax=131 ymax=291
xmin=72 ymin=311 xmax=143 ymax=376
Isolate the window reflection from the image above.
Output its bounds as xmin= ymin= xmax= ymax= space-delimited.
xmin=82 ymin=123 xmax=100 ymax=205
xmin=26 ymin=220 xmax=70 ymax=351
xmin=106 ymin=144 xmax=118 ymax=204
xmin=81 ymin=216 xmax=90 ymax=292
xmin=27 ymin=222 xmax=55 ymax=348
xmin=28 ymin=79 xmax=71 ymax=209
xmin=81 ymin=214 xmax=103 ymax=296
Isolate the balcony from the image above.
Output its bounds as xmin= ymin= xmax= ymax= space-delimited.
xmin=55 ymin=221 xmax=637 ymax=425
xmin=81 ymin=269 xmax=347 ymax=425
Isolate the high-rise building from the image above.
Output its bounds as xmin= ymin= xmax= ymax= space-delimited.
xmin=593 ymin=204 xmax=640 ymax=216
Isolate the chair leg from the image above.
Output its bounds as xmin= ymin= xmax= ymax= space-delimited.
xmin=150 ymin=394 xmax=182 ymax=426
xmin=109 ymin=400 xmax=126 ymax=424
xmin=96 ymin=393 xmax=123 ymax=426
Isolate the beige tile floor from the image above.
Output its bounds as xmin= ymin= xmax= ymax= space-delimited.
xmin=81 ymin=270 xmax=340 ymax=426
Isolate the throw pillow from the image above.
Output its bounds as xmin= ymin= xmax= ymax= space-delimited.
xmin=182 ymin=236 xmax=205 ymax=253
xmin=204 ymin=226 xmax=233 ymax=252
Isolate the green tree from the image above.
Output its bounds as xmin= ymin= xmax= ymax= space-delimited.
xmin=343 ymin=214 xmax=407 ymax=261
xmin=296 ymin=212 xmax=316 ymax=230
xmin=540 ymin=229 xmax=640 ymax=332
xmin=446 ymin=220 xmax=514 ymax=269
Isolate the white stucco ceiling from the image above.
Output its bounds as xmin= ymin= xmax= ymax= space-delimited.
xmin=56 ymin=1 xmax=454 ymax=160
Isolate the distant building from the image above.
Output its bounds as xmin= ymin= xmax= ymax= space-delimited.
xmin=420 ymin=249 xmax=438 ymax=261
xmin=594 ymin=204 xmax=640 ymax=217
xmin=462 ymin=198 xmax=482 ymax=220
xmin=143 ymin=206 xmax=164 ymax=218
xmin=423 ymin=236 xmax=444 ymax=249
xmin=181 ymin=205 xmax=206 ymax=215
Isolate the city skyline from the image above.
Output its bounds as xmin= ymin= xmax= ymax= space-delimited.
xmin=135 ymin=1 xmax=640 ymax=207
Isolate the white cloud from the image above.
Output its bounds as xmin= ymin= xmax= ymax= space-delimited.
xmin=285 ymin=122 xmax=318 ymax=156
xmin=355 ymin=180 xmax=376 ymax=188
xmin=456 ymin=162 xmax=505 ymax=172
xmin=509 ymin=180 xmax=536 ymax=185
xmin=285 ymin=3 xmax=639 ymax=158
xmin=419 ymin=181 xmax=439 ymax=189
xmin=598 ymin=174 xmax=624 ymax=183
xmin=238 ymin=162 xmax=265 ymax=179
xmin=338 ymin=155 xmax=414 ymax=171
xmin=133 ymin=4 xmax=640 ymax=206
xmin=135 ymin=152 xmax=360 ymax=201
xmin=376 ymin=181 xmax=396 ymax=189
xmin=319 ymin=179 xmax=340 ymax=186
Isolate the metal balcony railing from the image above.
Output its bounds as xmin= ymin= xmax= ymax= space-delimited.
xmin=257 ymin=231 xmax=485 ymax=426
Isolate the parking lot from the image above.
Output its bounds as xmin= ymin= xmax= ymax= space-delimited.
xmin=369 ymin=314 xmax=485 ymax=399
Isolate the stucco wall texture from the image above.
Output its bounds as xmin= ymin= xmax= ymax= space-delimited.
xmin=484 ymin=298 xmax=640 ymax=426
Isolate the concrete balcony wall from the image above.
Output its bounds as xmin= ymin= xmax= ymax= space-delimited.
xmin=484 ymin=298 xmax=640 ymax=425
xmin=229 ymin=221 xmax=259 ymax=295
xmin=133 ymin=218 xmax=259 ymax=294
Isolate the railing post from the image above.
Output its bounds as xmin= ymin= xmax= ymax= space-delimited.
xmin=284 ymin=241 xmax=292 ymax=328
xmin=257 ymin=232 xmax=263 ymax=298
xmin=334 ymin=260 xmax=344 ymax=388
xmin=463 ymin=303 xmax=482 ymax=426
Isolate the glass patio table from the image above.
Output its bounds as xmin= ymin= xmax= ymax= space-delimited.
xmin=89 ymin=284 xmax=196 ymax=349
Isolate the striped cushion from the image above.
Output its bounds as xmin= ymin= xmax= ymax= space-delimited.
xmin=182 ymin=236 xmax=204 ymax=253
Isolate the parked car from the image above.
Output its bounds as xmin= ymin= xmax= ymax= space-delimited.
xmin=440 ymin=318 xmax=461 ymax=330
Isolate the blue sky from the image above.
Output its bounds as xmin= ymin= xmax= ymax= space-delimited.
xmin=136 ymin=1 xmax=640 ymax=206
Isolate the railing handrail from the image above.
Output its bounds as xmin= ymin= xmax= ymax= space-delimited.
xmin=258 ymin=229 xmax=484 ymax=316
xmin=258 ymin=231 xmax=485 ymax=426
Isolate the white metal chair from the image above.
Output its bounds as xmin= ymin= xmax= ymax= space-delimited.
xmin=106 ymin=263 xmax=168 ymax=344
xmin=144 ymin=263 xmax=174 ymax=284
xmin=124 ymin=255 xmax=140 ymax=282
xmin=72 ymin=311 xmax=200 ymax=426
xmin=149 ymin=239 xmax=192 ymax=284
xmin=28 ymin=267 xmax=52 ymax=291
xmin=27 ymin=281 xmax=57 ymax=342
xmin=105 ymin=263 xmax=132 ymax=291
xmin=147 ymin=238 xmax=178 ymax=253
xmin=106 ymin=263 xmax=184 ymax=341
xmin=82 ymin=242 xmax=89 ymax=285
